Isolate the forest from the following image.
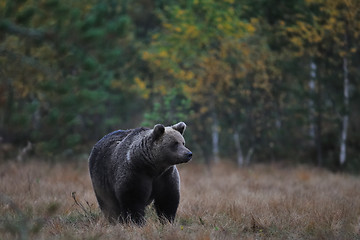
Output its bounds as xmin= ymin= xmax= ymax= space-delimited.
xmin=1 ymin=0 xmax=360 ymax=172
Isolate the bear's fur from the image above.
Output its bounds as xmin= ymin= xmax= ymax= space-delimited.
xmin=88 ymin=122 xmax=192 ymax=225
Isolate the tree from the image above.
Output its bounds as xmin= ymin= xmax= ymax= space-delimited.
xmin=0 ymin=0 xmax=144 ymax=154
xmin=279 ymin=0 xmax=360 ymax=167
xmin=141 ymin=0 xmax=277 ymax=164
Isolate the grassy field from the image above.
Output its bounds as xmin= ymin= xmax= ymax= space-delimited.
xmin=0 ymin=159 xmax=360 ymax=240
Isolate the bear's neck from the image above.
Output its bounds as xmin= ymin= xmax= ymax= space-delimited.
xmin=132 ymin=162 xmax=171 ymax=177
xmin=129 ymin=137 xmax=170 ymax=177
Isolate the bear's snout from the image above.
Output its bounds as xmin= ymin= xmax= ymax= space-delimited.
xmin=182 ymin=151 xmax=192 ymax=162
xmin=177 ymin=149 xmax=192 ymax=164
xmin=186 ymin=152 xmax=193 ymax=160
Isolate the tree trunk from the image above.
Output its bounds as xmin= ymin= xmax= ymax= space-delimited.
xmin=4 ymin=78 xmax=14 ymax=126
xmin=245 ymin=148 xmax=254 ymax=166
xmin=211 ymin=112 xmax=220 ymax=163
xmin=316 ymin=66 xmax=323 ymax=167
xmin=339 ymin=57 xmax=349 ymax=166
xmin=233 ymin=130 xmax=244 ymax=167
xmin=308 ymin=60 xmax=316 ymax=144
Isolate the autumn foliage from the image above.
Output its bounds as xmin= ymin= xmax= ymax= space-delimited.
xmin=0 ymin=0 xmax=360 ymax=170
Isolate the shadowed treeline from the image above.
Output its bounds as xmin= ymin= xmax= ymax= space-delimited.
xmin=0 ymin=0 xmax=360 ymax=171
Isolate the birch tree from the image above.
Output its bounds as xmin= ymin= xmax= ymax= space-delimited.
xmin=141 ymin=1 xmax=261 ymax=163
xmin=282 ymin=0 xmax=360 ymax=167
xmin=308 ymin=60 xmax=316 ymax=143
xmin=340 ymin=56 xmax=349 ymax=165
xmin=309 ymin=0 xmax=360 ymax=166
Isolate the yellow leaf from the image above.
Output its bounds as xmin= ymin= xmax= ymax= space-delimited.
xmin=185 ymin=71 xmax=194 ymax=80
xmin=246 ymin=24 xmax=256 ymax=33
xmin=134 ymin=77 xmax=146 ymax=90
xmin=200 ymin=106 xmax=208 ymax=114
xmin=110 ymin=80 xmax=122 ymax=89
xmin=142 ymin=51 xmax=151 ymax=60
xmin=158 ymin=85 xmax=167 ymax=95
xmin=158 ymin=50 xmax=168 ymax=58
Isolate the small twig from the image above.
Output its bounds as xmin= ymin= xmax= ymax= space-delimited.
xmin=71 ymin=192 xmax=88 ymax=215
xmin=86 ymin=200 xmax=93 ymax=215
xmin=199 ymin=217 xmax=205 ymax=226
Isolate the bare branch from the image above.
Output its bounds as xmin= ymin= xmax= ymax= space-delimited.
xmin=0 ymin=20 xmax=46 ymax=40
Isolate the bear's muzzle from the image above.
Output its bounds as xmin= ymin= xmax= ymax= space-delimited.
xmin=178 ymin=151 xmax=192 ymax=164
xmin=185 ymin=152 xmax=192 ymax=161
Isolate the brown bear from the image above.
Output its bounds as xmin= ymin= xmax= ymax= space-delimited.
xmin=88 ymin=122 xmax=192 ymax=225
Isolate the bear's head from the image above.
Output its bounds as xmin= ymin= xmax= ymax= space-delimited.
xmin=151 ymin=122 xmax=192 ymax=165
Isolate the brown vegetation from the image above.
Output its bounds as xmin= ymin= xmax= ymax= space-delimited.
xmin=1 ymin=159 xmax=360 ymax=239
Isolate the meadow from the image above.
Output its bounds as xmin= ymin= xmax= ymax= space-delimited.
xmin=0 ymin=159 xmax=360 ymax=240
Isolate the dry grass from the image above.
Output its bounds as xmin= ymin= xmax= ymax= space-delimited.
xmin=1 ymin=159 xmax=360 ymax=240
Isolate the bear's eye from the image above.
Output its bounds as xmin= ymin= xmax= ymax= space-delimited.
xmin=171 ymin=141 xmax=179 ymax=149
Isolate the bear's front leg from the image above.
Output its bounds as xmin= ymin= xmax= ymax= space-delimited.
xmin=117 ymin=175 xmax=152 ymax=225
xmin=153 ymin=166 xmax=180 ymax=223
xmin=122 ymin=202 xmax=146 ymax=225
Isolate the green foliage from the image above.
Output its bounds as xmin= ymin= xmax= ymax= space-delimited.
xmin=142 ymin=87 xmax=192 ymax=127
xmin=0 ymin=0 xmax=144 ymax=153
xmin=0 ymin=0 xmax=359 ymax=171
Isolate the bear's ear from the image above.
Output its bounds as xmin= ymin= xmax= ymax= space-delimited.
xmin=152 ymin=124 xmax=165 ymax=140
xmin=172 ymin=122 xmax=186 ymax=135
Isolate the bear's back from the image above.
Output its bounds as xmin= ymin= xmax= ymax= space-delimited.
xmin=89 ymin=127 xmax=149 ymax=170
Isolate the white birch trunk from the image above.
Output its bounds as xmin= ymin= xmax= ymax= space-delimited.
xmin=340 ymin=57 xmax=349 ymax=165
xmin=212 ymin=113 xmax=220 ymax=163
xmin=233 ymin=130 xmax=244 ymax=167
xmin=308 ymin=60 xmax=316 ymax=142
